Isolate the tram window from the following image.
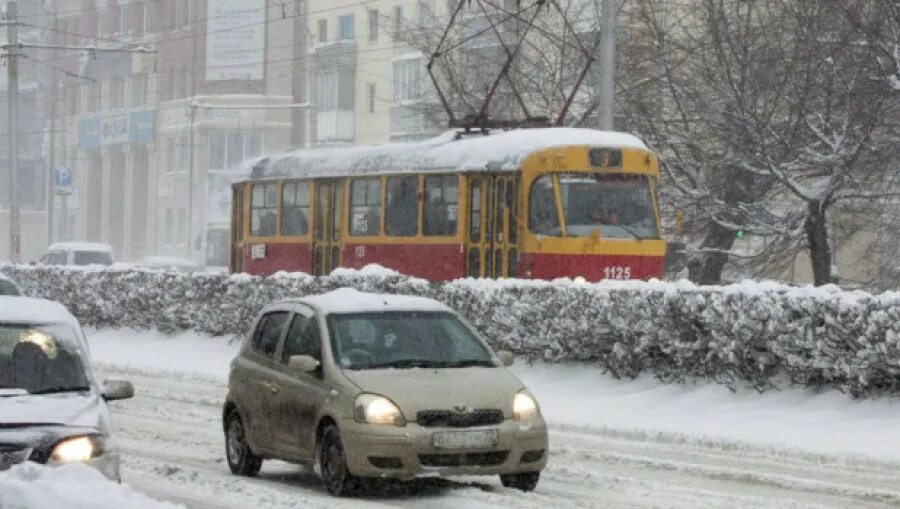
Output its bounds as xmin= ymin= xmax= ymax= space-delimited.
xmin=529 ymin=176 xmax=560 ymax=236
xmin=508 ymin=180 xmax=519 ymax=244
xmin=386 ymin=176 xmax=418 ymax=236
xmin=468 ymin=247 xmax=480 ymax=278
xmin=424 ymin=176 xmax=458 ymax=236
xmin=251 ymin=183 xmax=277 ymax=237
xmin=350 ymin=178 xmax=382 ymax=236
xmin=281 ymin=182 xmax=310 ymax=236
xmin=469 ymin=181 xmax=482 ymax=243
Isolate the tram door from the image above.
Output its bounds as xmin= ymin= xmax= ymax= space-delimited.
xmin=466 ymin=176 xmax=519 ymax=278
xmin=230 ymin=184 xmax=245 ymax=273
xmin=313 ymin=180 xmax=342 ymax=275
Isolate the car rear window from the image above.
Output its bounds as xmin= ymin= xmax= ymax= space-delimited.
xmin=73 ymin=251 xmax=113 ymax=266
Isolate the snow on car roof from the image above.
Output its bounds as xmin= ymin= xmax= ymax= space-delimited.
xmin=48 ymin=242 xmax=113 ymax=253
xmin=0 ymin=297 xmax=75 ymax=325
xmin=289 ymin=288 xmax=452 ymax=315
xmin=140 ymin=256 xmax=199 ymax=266
xmin=241 ymin=128 xmax=648 ymax=182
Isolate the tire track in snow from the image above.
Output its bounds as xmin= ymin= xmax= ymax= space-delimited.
xmin=102 ymin=365 xmax=900 ymax=508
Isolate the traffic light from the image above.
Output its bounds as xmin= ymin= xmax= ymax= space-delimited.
xmin=736 ymin=230 xmax=745 ymax=239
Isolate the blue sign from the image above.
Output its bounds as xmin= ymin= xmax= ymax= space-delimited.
xmin=54 ymin=167 xmax=74 ymax=194
xmin=79 ymin=118 xmax=101 ymax=149
xmin=79 ymin=110 xmax=156 ymax=149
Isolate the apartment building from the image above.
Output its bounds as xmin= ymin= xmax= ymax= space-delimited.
xmin=51 ymin=0 xmax=306 ymax=265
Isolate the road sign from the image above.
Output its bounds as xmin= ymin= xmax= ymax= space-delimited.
xmin=54 ymin=167 xmax=74 ymax=195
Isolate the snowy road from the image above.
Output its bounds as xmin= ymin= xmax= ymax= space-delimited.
xmin=100 ymin=366 xmax=900 ymax=509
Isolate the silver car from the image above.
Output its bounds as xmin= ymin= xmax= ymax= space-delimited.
xmin=223 ymin=288 xmax=548 ymax=496
xmin=0 ymin=297 xmax=133 ymax=480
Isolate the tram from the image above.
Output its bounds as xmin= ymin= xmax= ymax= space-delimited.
xmin=230 ymin=128 xmax=666 ymax=282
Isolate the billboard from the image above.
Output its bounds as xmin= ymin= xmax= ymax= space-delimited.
xmin=206 ymin=0 xmax=266 ymax=81
xmin=79 ymin=110 xmax=156 ymax=149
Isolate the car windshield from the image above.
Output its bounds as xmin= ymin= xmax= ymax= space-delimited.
xmin=529 ymin=173 xmax=659 ymax=239
xmin=0 ymin=323 xmax=90 ymax=394
xmin=0 ymin=279 xmax=19 ymax=296
xmin=327 ymin=312 xmax=495 ymax=370
xmin=73 ymin=251 xmax=113 ymax=266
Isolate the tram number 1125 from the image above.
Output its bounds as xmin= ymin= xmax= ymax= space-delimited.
xmin=604 ymin=266 xmax=632 ymax=280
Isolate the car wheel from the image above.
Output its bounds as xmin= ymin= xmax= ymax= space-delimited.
xmin=225 ymin=410 xmax=262 ymax=476
xmin=318 ymin=424 xmax=364 ymax=496
xmin=500 ymin=471 xmax=540 ymax=492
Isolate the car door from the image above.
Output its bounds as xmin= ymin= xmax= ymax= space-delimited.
xmin=271 ymin=308 xmax=332 ymax=460
xmin=238 ymin=310 xmax=290 ymax=454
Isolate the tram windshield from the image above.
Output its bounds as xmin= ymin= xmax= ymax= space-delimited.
xmin=529 ymin=173 xmax=659 ymax=239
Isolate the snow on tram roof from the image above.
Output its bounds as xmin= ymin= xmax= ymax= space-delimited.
xmin=240 ymin=128 xmax=648 ymax=182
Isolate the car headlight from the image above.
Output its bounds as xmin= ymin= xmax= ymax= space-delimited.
xmin=513 ymin=392 xmax=540 ymax=421
xmin=50 ymin=436 xmax=104 ymax=464
xmin=354 ymin=394 xmax=406 ymax=426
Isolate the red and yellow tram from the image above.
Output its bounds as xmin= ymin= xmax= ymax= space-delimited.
xmin=230 ymin=128 xmax=667 ymax=282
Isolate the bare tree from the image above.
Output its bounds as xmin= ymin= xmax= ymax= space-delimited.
xmin=626 ymin=0 xmax=900 ymax=286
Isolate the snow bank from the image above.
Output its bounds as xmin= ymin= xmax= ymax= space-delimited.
xmin=5 ymin=263 xmax=900 ymax=397
xmin=0 ymin=463 xmax=181 ymax=509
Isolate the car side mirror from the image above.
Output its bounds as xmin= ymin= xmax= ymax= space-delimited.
xmin=497 ymin=350 xmax=515 ymax=367
xmin=288 ymin=355 xmax=320 ymax=374
xmin=102 ymin=379 xmax=134 ymax=401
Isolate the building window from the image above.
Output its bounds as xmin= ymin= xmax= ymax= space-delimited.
xmin=181 ymin=0 xmax=193 ymax=27
xmin=318 ymin=19 xmax=327 ymax=43
xmin=367 ymin=83 xmax=376 ymax=113
xmin=281 ymin=182 xmax=310 ymax=236
xmin=393 ymin=6 xmax=403 ymax=39
xmin=368 ymin=9 xmax=379 ymax=42
xmin=386 ymin=176 xmax=418 ymax=236
xmin=209 ymin=131 xmax=263 ymax=171
xmin=143 ymin=3 xmax=154 ymax=33
xmin=120 ymin=5 xmax=130 ymax=34
xmin=130 ymin=74 xmax=148 ymax=107
xmin=315 ymin=71 xmax=338 ymax=112
xmin=393 ymin=57 xmax=423 ymax=103
xmin=251 ymin=184 xmax=278 ymax=237
xmin=166 ymin=137 xmax=177 ymax=174
xmin=84 ymin=82 xmax=100 ymax=113
xmin=417 ymin=0 xmax=433 ymax=27
xmin=424 ymin=176 xmax=458 ymax=236
xmin=350 ymin=178 xmax=382 ymax=236
xmin=177 ymin=208 xmax=188 ymax=245
xmin=107 ymin=78 xmax=126 ymax=110
xmin=165 ymin=209 xmax=175 ymax=245
xmin=338 ymin=14 xmax=355 ymax=40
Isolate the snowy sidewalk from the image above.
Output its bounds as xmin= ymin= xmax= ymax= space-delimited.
xmin=88 ymin=328 xmax=900 ymax=464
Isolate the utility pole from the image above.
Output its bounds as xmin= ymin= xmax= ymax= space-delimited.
xmin=187 ymin=102 xmax=196 ymax=260
xmin=6 ymin=1 xmax=19 ymax=262
xmin=46 ymin=12 xmax=58 ymax=246
xmin=598 ymin=0 xmax=616 ymax=130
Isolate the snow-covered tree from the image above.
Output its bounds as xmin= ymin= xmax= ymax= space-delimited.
xmin=626 ymin=0 xmax=900 ymax=286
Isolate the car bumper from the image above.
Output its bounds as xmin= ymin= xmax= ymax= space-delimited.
xmin=340 ymin=418 xmax=548 ymax=479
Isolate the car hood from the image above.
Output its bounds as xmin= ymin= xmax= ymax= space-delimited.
xmin=341 ymin=366 xmax=525 ymax=417
xmin=0 ymin=391 xmax=103 ymax=429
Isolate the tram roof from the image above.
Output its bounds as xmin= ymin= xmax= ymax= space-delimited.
xmin=238 ymin=128 xmax=648 ymax=182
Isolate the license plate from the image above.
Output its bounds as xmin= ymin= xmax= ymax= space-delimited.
xmin=433 ymin=429 xmax=499 ymax=449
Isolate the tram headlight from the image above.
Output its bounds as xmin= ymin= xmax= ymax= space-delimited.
xmin=573 ymin=276 xmax=587 ymax=285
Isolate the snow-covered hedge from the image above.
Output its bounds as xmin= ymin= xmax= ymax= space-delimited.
xmin=4 ymin=263 xmax=900 ymax=397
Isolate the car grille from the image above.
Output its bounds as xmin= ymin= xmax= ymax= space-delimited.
xmin=0 ymin=444 xmax=31 ymax=471
xmin=417 ymin=409 xmax=504 ymax=428
xmin=419 ymin=451 xmax=509 ymax=468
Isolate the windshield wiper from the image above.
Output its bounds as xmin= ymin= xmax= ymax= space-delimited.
xmin=441 ymin=359 xmax=496 ymax=368
xmin=29 ymin=386 xmax=91 ymax=395
xmin=352 ymin=359 xmax=445 ymax=370
xmin=614 ymin=223 xmax=646 ymax=241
